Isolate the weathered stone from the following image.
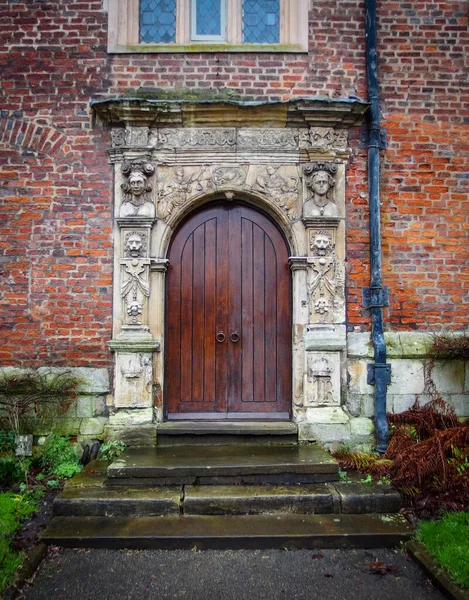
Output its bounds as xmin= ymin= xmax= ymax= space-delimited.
xmin=346 ymin=392 xmax=362 ymax=417
xmin=347 ymin=360 xmax=374 ymax=394
xmin=303 ymin=423 xmax=351 ymax=444
xmin=390 ymin=394 xmax=418 ymax=414
xmin=361 ymin=394 xmax=392 ymax=418
xmin=48 ymin=418 xmax=82 ymax=436
xmin=37 ymin=367 xmax=110 ymax=395
xmin=346 ymin=333 xmax=373 ymax=358
xmin=108 ymin=408 xmax=154 ymax=426
xmin=76 ymin=396 xmax=95 ymax=418
xmin=79 ymin=417 xmax=107 ymax=436
xmin=94 ymin=396 xmax=106 ymax=416
xmin=305 ymin=406 xmax=349 ymax=424
xmin=431 ymin=360 xmax=465 ymax=394
xmin=444 ymin=394 xmax=469 ymax=417
xmin=349 ymin=417 xmax=374 ymax=437
xmin=104 ymin=424 xmax=157 ymax=447
xmin=384 ymin=332 xmax=432 ymax=358
xmin=388 ymin=359 xmax=425 ymax=395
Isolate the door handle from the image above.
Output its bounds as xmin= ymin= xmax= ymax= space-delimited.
xmin=216 ymin=331 xmax=226 ymax=343
xmin=230 ymin=331 xmax=240 ymax=343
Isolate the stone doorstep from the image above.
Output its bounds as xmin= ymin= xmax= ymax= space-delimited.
xmin=53 ymin=482 xmax=401 ymax=517
xmin=157 ymin=422 xmax=298 ymax=435
xmin=106 ymin=444 xmax=339 ymax=481
xmin=41 ymin=513 xmax=413 ymax=550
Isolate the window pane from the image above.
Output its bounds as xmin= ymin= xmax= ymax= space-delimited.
xmin=242 ymin=0 xmax=279 ymax=44
xmin=195 ymin=0 xmax=222 ymax=36
xmin=140 ymin=0 xmax=176 ymax=43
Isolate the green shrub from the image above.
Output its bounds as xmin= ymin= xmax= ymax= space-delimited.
xmin=0 ymin=490 xmax=42 ymax=593
xmin=99 ymin=440 xmax=126 ymax=461
xmin=40 ymin=434 xmax=82 ymax=478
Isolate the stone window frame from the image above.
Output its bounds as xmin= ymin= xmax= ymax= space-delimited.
xmin=108 ymin=0 xmax=309 ymax=53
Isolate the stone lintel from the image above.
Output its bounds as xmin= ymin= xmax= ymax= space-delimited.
xmin=305 ymin=325 xmax=347 ymax=351
xmin=302 ymin=216 xmax=344 ymax=229
xmin=116 ymin=216 xmax=156 ymax=229
xmin=92 ymin=98 xmax=369 ymax=129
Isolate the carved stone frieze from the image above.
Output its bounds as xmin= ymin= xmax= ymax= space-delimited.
xmin=307 ymin=230 xmax=345 ymax=324
xmin=238 ymin=128 xmax=298 ymax=149
xmin=157 ymin=164 xmax=299 ymax=222
xmin=305 ymin=352 xmax=341 ymax=406
xmin=299 ymin=127 xmax=348 ymax=151
xmin=120 ymin=161 xmax=156 ymax=218
xmin=152 ymin=128 xmax=237 ymax=150
xmin=251 ymin=165 xmax=299 ymax=220
xmin=111 ymin=127 xmax=150 ymax=147
xmin=303 ymin=162 xmax=338 ymax=218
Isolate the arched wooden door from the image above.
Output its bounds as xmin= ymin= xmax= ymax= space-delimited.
xmin=166 ymin=202 xmax=291 ymax=419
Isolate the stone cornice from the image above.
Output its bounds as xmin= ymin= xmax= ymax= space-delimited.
xmin=91 ymin=97 xmax=369 ymax=129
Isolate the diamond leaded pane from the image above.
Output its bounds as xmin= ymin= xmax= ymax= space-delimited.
xmin=140 ymin=0 xmax=176 ymax=44
xmin=195 ymin=0 xmax=222 ymax=37
xmin=242 ymin=0 xmax=279 ymax=44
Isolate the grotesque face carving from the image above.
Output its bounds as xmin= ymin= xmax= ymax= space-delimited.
xmin=311 ymin=170 xmax=332 ymax=197
xmin=129 ymin=172 xmax=146 ymax=197
xmin=312 ymin=232 xmax=333 ymax=256
xmin=125 ymin=233 xmax=144 ymax=257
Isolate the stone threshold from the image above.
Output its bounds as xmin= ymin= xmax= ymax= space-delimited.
xmin=157 ymin=421 xmax=298 ymax=436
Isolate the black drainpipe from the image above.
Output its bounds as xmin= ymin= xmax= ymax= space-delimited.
xmin=364 ymin=0 xmax=390 ymax=454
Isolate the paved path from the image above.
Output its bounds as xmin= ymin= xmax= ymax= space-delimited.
xmin=23 ymin=547 xmax=445 ymax=600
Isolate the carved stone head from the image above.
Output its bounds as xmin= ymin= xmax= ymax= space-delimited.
xmin=124 ymin=232 xmax=146 ymax=257
xmin=303 ymin=162 xmax=337 ymax=207
xmin=121 ymin=161 xmax=155 ymax=206
xmin=311 ymin=231 xmax=333 ymax=256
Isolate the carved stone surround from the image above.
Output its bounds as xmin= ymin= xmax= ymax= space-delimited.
xmin=93 ymin=99 xmax=368 ymax=439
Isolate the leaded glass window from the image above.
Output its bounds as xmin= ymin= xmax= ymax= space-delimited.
xmin=191 ymin=0 xmax=226 ymax=41
xmin=140 ymin=0 xmax=176 ymax=44
xmin=242 ymin=0 xmax=280 ymax=44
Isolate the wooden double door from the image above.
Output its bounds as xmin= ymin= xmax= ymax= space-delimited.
xmin=166 ymin=202 xmax=291 ymax=419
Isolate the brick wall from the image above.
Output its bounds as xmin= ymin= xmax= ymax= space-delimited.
xmin=0 ymin=1 xmax=468 ymax=367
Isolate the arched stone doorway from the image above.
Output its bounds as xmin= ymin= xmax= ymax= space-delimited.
xmin=165 ymin=200 xmax=292 ymax=420
xmin=95 ymin=99 xmax=368 ymax=444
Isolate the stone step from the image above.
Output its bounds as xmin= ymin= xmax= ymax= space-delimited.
xmin=107 ymin=444 xmax=339 ymax=486
xmin=157 ymin=421 xmax=298 ymax=446
xmin=42 ymin=513 xmax=413 ymax=550
xmin=54 ymin=482 xmax=401 ymax=517
xmin=53 ymin=486 xmax=181 ymax=517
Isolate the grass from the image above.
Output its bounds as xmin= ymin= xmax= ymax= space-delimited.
xmin=0 ymin=490 xmax=42 ymax=593
xmin=416 ymin=512 xmax=469 ymax=591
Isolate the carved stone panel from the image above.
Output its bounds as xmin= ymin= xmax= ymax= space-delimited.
xmin=114 ymin=352 xmax=153 ymax=408
xmin=156 ymin=163 xmax=300 ymax=222
xmin=307 ymin=229 xmax=345 ymax=324
xmin=305 ymin=352 xmax=341 ymax=406
xmin=152 ymin=128 xmax=237 ymax=150
xmin=120 ymin=160 xmax=156 ymax=218
xmin=303 ymin=162 xmax=338 ymax=218
xmin=120 ymin=229 xmax=151 ymax=327
xmin=299 ymin=127 xmax=348 ymax=151
xmin=238 ymin=128 xmax=298 ymax=150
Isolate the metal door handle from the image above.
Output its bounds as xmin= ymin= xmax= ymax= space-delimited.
xmin=216 ymin=331 xmax=226 ymax=343
xmin=230 ymin=331 xmax=240 ymax=343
